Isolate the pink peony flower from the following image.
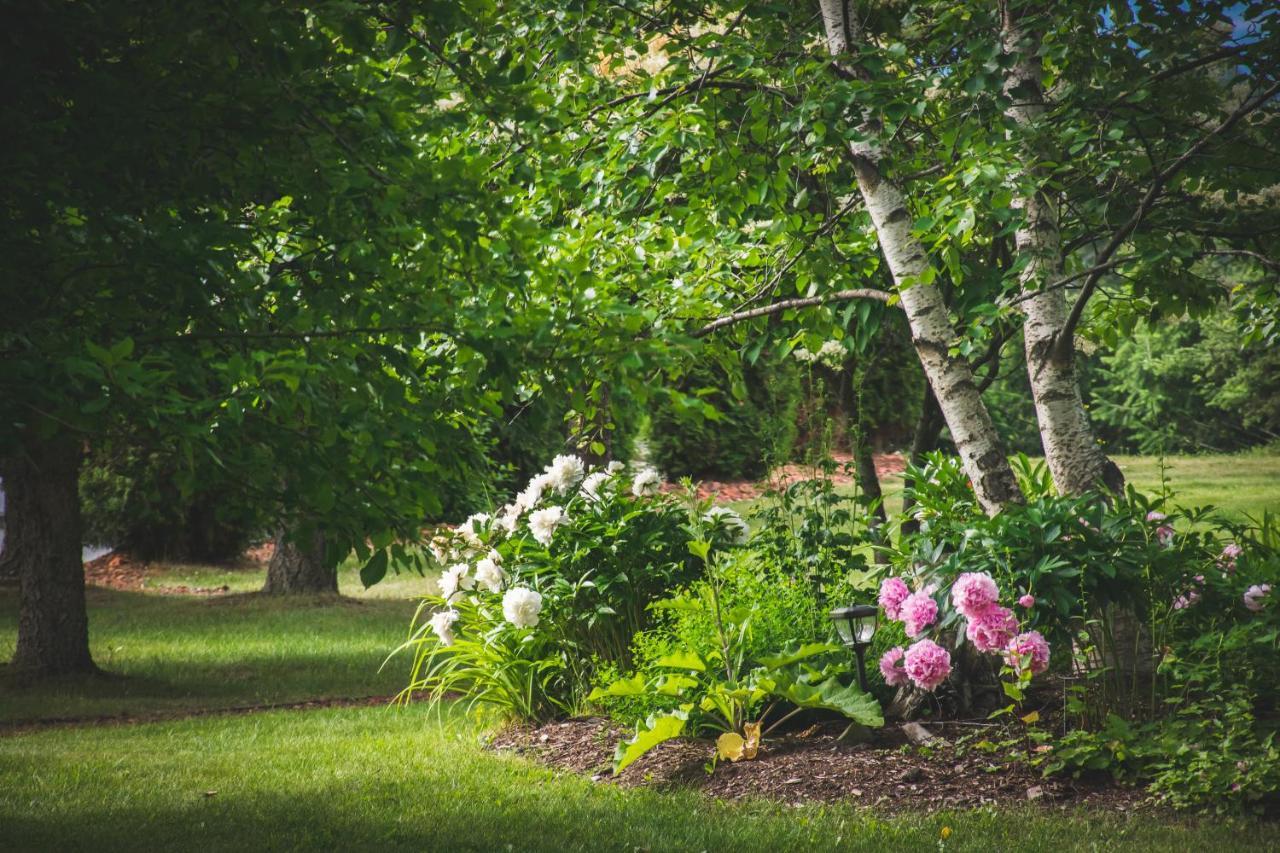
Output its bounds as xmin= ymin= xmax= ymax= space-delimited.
xmin=879 ymin=646 xmax=909 ymax=687
xmin=1018 ymin=593 xmax=1035 ymax=609
xmin=1173 ymin=589 xmax=1201 ymax=610
xmin=878 ymin=577 xmax=911 ymax=621
xmin=1004 ymin=630 xmax=1051 ymax=675
xmin=950 ymin=572 xmax=1000 ymax=619
xmin=900 ymin=588 xmax=939 ymax=637
xmin=1244 ymin=584 xmax=1272 ymax=613
xmin=965 ymin=605 xmax=1019 ymax=652
xmin=1156 ymin=525 xmax=1175 ymax=546
xmin=903 ymin=638 xmax=952 ymax=692
xmin=1219 ymin=543 xmax=1243 ymax=573
xmin=1146 ymin=511 xmax=1166 ymax=522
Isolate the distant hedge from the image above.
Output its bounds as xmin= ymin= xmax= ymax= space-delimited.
xmin=649 ymin=357 xmax=802 ymax=481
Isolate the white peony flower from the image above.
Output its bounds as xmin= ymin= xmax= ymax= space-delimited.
xmin=792 ymin=346 xmax=816 ymax=363
xmin=502 ymin=587 xmax=543 ymax=628
xmin=429 ymin=609 xmax=460 ymax=646
xmin=606 ymin=460 xmax=626 ymax=474
xmin=515 ymin=472 xmax=552 ymax=513
xmin=632 ymin=468 xmax=662 ymax=497
xmin=528 ymin=506 xmax=566 ymax=546
xmin=439 ymin=562 xmax=474 ymax=601
xmin=580 ymin=471 xmax=611 ymax=501
xmin=704 ymin=506 xmax=750 ymax=545
xmin=495 ymin=504 xmax=520 ymax=536
xmin=473 ymin=554 xmax=506 ymax=593
xmin=544 ymin=454 xmax=585 ymax=494
xmin=459 ymin=512 xmax=490 ymax=542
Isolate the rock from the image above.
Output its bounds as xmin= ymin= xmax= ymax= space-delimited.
xmin=1027 ymin=785 xmax=1044 ymax=800
xmin=902 ymin=722 xmax=944 ymax=746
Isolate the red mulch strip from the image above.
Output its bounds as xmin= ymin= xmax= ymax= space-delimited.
xmin=663 ymin=453 xmax=906 ymax=502
xmin=490 ymin=716 xmax=1149 ymax=814
xmin=83 ymin=551 xmax=148 ymax=590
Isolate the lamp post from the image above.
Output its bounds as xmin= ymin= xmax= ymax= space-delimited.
xmin=830 ymin=604 xmax=878 ymax=692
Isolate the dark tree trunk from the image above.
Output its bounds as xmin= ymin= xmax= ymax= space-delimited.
xmin=840 ymin=368 xmax=890 ymax=564
xmin=3 ymin=439 xmax=97 ymax=676
xmin=262 ymin=526 xmax=336 ymax=595
xmin=900 ymin=384 xmax=946 ymax=536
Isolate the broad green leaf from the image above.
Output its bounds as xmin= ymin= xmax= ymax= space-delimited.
xmin=614 ymin=712 xmax=687 ymax=774
xmin=654 ymin=651 xmax=706 ymax=672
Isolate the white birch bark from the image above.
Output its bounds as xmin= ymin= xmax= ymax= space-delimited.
xmin=817 ymin=0 xmax=1023 ymax=514
xmin=1001 ymin=6 xmax=1117 ymax=496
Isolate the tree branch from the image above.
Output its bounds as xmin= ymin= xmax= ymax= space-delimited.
xmin=693 ymin=288 xmax=895 ymax=338
xmin=1055 ymin=78 xmax=1280 ymax=358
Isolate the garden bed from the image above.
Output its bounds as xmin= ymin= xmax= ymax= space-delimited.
xmin=491 ymin=716 xmax=1147 ymax=814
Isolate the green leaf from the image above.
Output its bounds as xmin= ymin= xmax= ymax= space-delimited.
xmin=614 ymin=712 xmax=687 ymax=773
xmin=587 ymin=675 xmax=647 ymax=700
xmin=360 ymin=550 xmax=388 ymax=588
xmin=653 ymin=651 xmax=706 ymax=672
xmin=769 ymin=674 xmax=883 ymax=728
xmin=756 ymin=642 xmax=843 ymax=669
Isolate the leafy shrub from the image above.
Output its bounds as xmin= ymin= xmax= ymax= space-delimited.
xmin=80 ymin=445 xmax=264 ymax=562
xmin=895 ymin=453 xmax=1280 ymax=812
xmin=648 ymin=356 xmax=801 ymax=481
xmin=1089 ymin=310 xmax=1280 ymax=454
xmin=398 ymin=456 xmax=716 ymax=721
xmin=590 ymin=547 xmax=831 ymax=726
xmin=591 ymin=540 xmax=882 ymax=772
xmin=749 ymin=472 xmax=880 ymax=599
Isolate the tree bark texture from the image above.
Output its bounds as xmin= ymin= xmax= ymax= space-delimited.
xmin=3 ymin=438 xmax=96 ymax=675
xmin=262 ymin=526 xmax=336 ymax=595
xmin=1000 ymin=4 xmax=1121 ymax=496
xmin=817 ymin=0 xmax=1023 ymax=515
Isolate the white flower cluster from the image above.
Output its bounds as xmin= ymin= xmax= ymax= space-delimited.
xmin=426 ymin=454 xmax=664 ymax=646
xmin=792 ymin=339 xmax=847 ymax=369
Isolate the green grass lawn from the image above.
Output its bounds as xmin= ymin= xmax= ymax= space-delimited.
xmin=727 ymin=450 xmax=1280 ymax=523
xmin=0 ymin=588 xmax=418 ymax=722
xmin=1 ymin=704 xmax=1271 ymax=853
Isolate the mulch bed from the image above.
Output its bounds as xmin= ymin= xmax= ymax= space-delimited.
xmin=664 ymin=452 xmax=907 ymax=502
xmin=490 ymin=716 xmax=1148 ymax=814
xmin=83 ymin=548 xmax=269 ymax=594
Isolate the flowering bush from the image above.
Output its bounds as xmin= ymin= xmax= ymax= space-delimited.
xmin=874 ymin=568 xmax=1050 ymax=698
xmin=896 ymin=454 xmax=1280 ymax=812
xmin=398 ymin=456 xmax=747 ymax=720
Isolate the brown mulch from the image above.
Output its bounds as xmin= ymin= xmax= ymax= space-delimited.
xmin=665 ymin=452 xmax=907 ymax=502
xmin=489 ymin=716 xmax=1148 ymax=814
xmin=83 ymin=551 xmax=149 ymax=590
xmin=83 ymin=543 xmax=274 ymax=594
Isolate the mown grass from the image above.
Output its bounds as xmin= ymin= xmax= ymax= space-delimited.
xmin=727 ymin=450 xmax=1280 ymax=523
xmin=0 ymin=588 xmax=418 ymax=722
xmin=0 ymin=704 xmax=1270 ymax=852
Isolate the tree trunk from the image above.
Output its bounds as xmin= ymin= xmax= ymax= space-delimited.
xmin=3 ymin=438 xmax=97 ymax=676
xmin=262 ymin=526 xmax=336 ymax=595
xmin=1000 ymin=4 xmax=1122 ymax=497
xmin=817 ymin=0 xmax=1023 ymax=515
